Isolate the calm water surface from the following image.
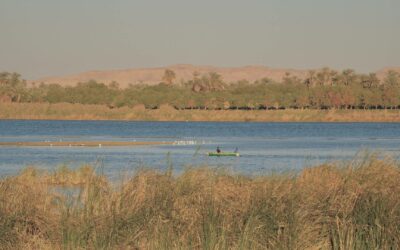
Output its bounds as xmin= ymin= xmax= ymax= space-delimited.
xmin=1 ymin=120 xmax=399 ymax=179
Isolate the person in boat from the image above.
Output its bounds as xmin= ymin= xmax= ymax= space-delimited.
xmin=216 ymin=146 xmax=221 ymax=153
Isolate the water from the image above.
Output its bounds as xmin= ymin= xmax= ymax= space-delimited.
xmin=1 ymin=120 xmax=400 ymax=179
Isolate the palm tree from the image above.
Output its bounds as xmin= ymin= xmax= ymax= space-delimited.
xmin=0 ymin=72 xmax=10 ymax=85
xmin=329 ymin=70 xmax=338 ymax=86
xmin=368 ymin=73 xmax=380 ymax=88
xmin=304 ymin=70 xmax=316 ymax=88
xmin=162 ymin=69 xmax=176 ymax=85
xmin=317 ymin=67 xmax=331 ymax=86
xmin=208 ymin=72 xmax=225 ymax=91
xmin=341 ymin=69 xmax=356 ymax=86
xmin=384 ymin=70 xmax=399 ymax=87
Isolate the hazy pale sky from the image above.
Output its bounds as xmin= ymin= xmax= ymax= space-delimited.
xmin=1 ymin=0 xmax=399 ymax=79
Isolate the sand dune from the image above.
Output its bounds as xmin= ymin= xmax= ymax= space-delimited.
xmin=32 ymin=64 xmax=400 ymax=87
xmin=32 ymin=64 xmax=308 ymax=87
xmin=376 ymin=67 xmax=400 ymax=80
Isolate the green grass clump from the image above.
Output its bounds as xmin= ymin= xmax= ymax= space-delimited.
xmin=0 ymin=156 xmax=400 ymax=249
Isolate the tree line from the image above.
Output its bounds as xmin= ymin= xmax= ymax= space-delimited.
xmin=1 ymin=68 xmax=400 ymax=110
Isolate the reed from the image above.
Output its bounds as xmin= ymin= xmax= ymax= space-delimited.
xmin=1 ymin=156 xmax=400 ymax=249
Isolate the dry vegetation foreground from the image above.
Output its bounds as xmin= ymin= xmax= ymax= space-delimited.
xmin=1 ymin=103 xmax=400 ymax=122
xmin=1 ymin=156 xmax=400 ymax=249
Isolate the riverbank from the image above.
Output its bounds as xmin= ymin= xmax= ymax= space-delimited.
xmin=1 ymin=102 xmax=400 ymax=122
xmin=1 ymin=156 xmax=399 ymax=248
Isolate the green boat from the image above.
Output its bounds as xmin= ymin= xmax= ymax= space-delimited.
xmin=208 ymin=152 xmax=240 ymax=157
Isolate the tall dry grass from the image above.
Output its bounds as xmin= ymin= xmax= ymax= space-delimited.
xmin=1 ymin=156 xmax=400 ymax=249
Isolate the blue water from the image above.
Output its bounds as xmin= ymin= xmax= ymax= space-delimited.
xmin=1 ymin=120 xmax=400 ymax=179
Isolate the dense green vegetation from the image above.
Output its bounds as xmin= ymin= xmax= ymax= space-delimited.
xmin=1 ymin=69 xmax=400 ymax=110
xmin=1 ymin=156 xmax=400 ymax=248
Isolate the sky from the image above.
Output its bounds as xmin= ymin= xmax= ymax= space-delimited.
xmin=0 ymin=0 xmax=399 ymax=79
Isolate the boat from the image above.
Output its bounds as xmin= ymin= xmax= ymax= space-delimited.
xmin=208 ymin=152 xmax=240 ymax=157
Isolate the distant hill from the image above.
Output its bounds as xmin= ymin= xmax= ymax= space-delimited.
xmin=32 ymin=64 xmax=400 ymax=87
